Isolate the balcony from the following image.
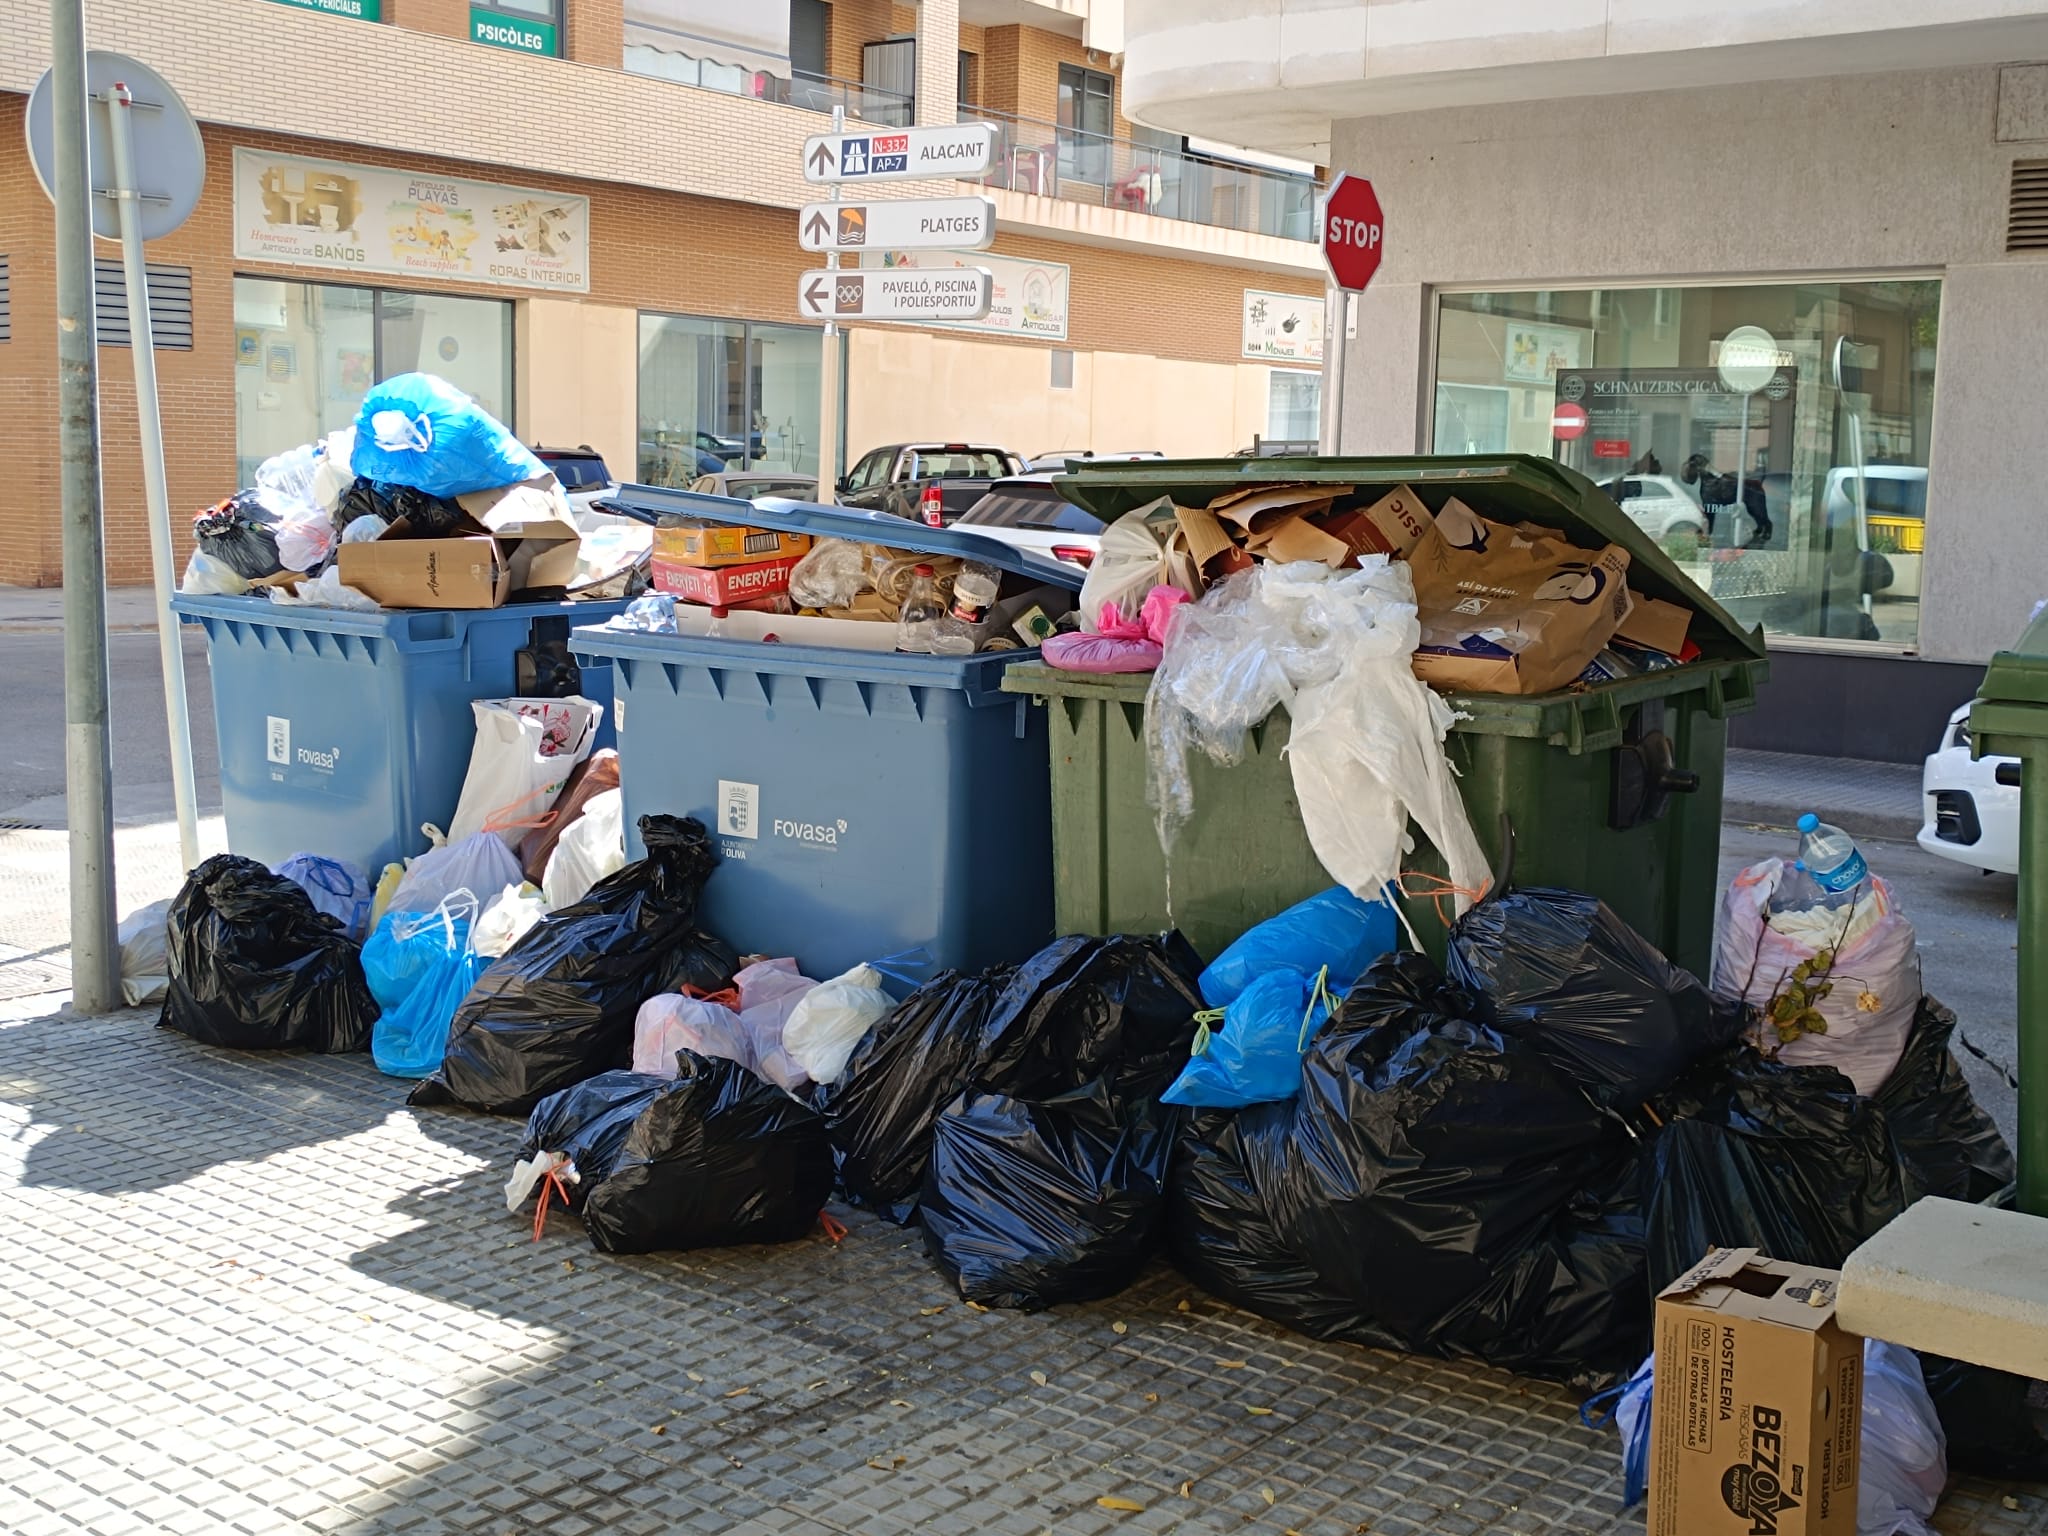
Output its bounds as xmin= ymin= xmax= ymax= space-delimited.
xmin=959 ymin=106 xmax=1319 ymax=242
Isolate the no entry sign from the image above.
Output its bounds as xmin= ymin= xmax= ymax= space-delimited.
xmin=1552 ymin=401 xmax=1589 ymax=441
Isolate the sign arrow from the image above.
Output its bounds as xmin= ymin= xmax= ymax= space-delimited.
xmin=807 ymin=141 xmax=836 ymax=177
xmin=803 ymin=209 xmax=831 ymax=244
xmin=803 ymin=276 xmax=831 ymax=314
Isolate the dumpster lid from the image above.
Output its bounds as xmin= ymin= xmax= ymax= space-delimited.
xmin=597 ymin=483 xmax=1085 ymax=592
xmin=1975 ymin=607 xmax=2048 ymax=712
xmin=1053 ymin=453 xmax=1766 ymax=663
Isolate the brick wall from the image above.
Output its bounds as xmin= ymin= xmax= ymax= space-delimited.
xmin=565 ymin=0 xmax=621 ymax=67
xmin=979 ymin=22 xmax=1136 ymax=139
xmin=387 ymin=0 xmax=466 ymax=41
xmin=826 ymin=0 xmax=915 ymax=88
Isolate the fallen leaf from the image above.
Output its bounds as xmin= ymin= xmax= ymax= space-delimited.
xmin=724 ymin=1453 xmax=745 ymax=1469
xmin=1097 ymin=1497 xmax=1145 ymax=1513
xmin=1246 ymin=1406 xmax=1274 ymax=1416
xmin=1286 ymin=1530 xmax=1306 ymax=1535
xmin=890 ymin=1399 xmax=912 ymax=1409
xmin=1029 ymin=1370 xmax=1049 ymax=1387
xmin=1112 ymin=1321 xmax=1128 ymax=1335
xmin=867 ymin=1459 xmax=893 ymax=1472
xmin=686 ymin=1371 xmax=705 ymax=1383
xmin=919 ymin=1305 xmax=947 ymax=1316
xmin=2004 ymin=1495 xmax=2022 ymax=1511
xmin=805 ymin=1379 xmax=825 ymax=1391
xmin=724 ymin=1387 xmax=750 ymax=1398
xmin=561 ymin=1260 xmax=574 ymax=1272
xmin=893 ymin=1455 xmax=906 ymax=1467
xmin=965 ymin=1300 xmax=989 ymax=1312
xmin=1216 ymin=1359 xmax=1248 ymax=1369
xmin=1143 ymin=1393 xmax=1159 ymax=1405
xmin=1177 ymin=1300 xmax=1191 ymax=1312
xmin=648 ymin=1423 xmax=666 ymax=1435
xmin=1262 ymin=1487 xmax=1276 ymax=1506
xmin=1178 ymin=1481 xmax=1192 ymax=1499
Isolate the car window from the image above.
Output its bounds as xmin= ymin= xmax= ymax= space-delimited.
xmin=726 ymin=478 xmax=816 ymax=499
xmin=844 ymin=451 xmax=890 ymax=493
xmin=539 ymin=453 xmax=610 ymax=490
xmin=1860 ymin=475 xmax=1927 ymax=518
xmin=956 ymin=488 xmax=1106 ymax=535
xmin=917 ymin=451 xmax=1015 ymax=480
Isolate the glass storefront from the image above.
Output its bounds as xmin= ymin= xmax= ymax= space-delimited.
xmin=233 ymin=277 xmax=513 ymax=484
xmin=1431 ymin=280 xmax=1940 ymax=647
xmin=637 ymin=313 xmax=823 ymax=485
xmin=1267 ymin=370 xmax=1320 ymax=442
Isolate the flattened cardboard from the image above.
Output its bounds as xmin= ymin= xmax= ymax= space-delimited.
xmin=653 ymin=523 xmax=814 ymax=569
xmin=1647 ymin=1249 xmax=1861 ymax=1536
xmin=1259 ymin=515 xmax=1350 ymax=568
xmin=457 ymin=476 xmax=583 ymax=592
xmin=1318 ymin=484 xmax=1435 ymax=562
xmin=1172 ymin=503 xmax=1240 ymax=578
xmin=1617 ymin=592 xmax=1693 ymax=656
xmin=1208 ymin=483 xmax=1350 ymax=533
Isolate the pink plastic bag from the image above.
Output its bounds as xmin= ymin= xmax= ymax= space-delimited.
xmin=631 ymin=990 xmax=750 ymax=1077
xmin=734 ymin=958 xmax=820 ymax=1092
xmin=1711 ymin=858 xmax=1920 ymax=1094
xmin=1044 ymin=585 xmax=1191 ymax=672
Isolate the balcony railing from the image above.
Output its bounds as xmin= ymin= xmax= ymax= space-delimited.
xmin=959 ymin=106 xmax=1319 ymax=243
xmin=622 ymin=46 xmax=913 ymax=127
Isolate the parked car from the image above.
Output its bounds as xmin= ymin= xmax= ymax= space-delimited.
xmin=1024 ymin=449 xmax=1165 ymax=472
xmin=1595 ymin=473 xmax=1712 ymax=558
xmin=690 ymin=472 xmax=819 ymax=501
xmin=1919 ymin=703 xmax=2020 ymax=875
xmin=838 ymin=442 xmax=1028 ymax=527
xmin=952 ymin=475 xmax=1105 ymax=566
xmin=533 ymin=445 xmax=625 ymax=526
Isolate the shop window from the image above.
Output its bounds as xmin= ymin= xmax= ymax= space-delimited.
xmin=1267 ymin=370 xmax=1320 ymax=441
xmin=232 ymin=277 xmax=512 ymax=484
xmin=863 ymin=38 xmax=916 ymax=127
xmin=637 ymin=313 xmax=823 ymax=484
xmin=1050 ymin=349 xmax=1073 ymax=390
xmin=470 ymin=0 xmax=560 ymax=56
xmin=1058 ymin=64 xmax=1114 ymax=185
xmin=93 ymin=260 xmax=193 ymax=349
xmin=1430 ymin=278 xmax=1941 ymax=648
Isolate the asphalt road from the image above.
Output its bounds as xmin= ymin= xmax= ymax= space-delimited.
xmin=4 ymin=629 xmax=2024 ymax=1141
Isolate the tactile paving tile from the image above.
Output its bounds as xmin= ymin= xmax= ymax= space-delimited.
xmin=1 ymin=1005 xmax=2043 ymax=1535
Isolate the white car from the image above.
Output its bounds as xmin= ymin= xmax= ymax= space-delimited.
xmin=1918 ymin=703 xmax=2020 ymax=875
xmin=951 ymin=475 xmax=1105 ymax=568
xmin=1597 ymin=473 xmax=1712 ymax=558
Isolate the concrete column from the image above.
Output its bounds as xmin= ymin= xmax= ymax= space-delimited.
xmin=915 ymin=0 xmax=959 ymax=125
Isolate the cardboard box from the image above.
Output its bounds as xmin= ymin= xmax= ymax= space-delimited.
xmin=1617 ymin=592 xmax=1694 ymax=657
xmin=653 ymin=522 xmax=813 ymax=569
xmin=1318 ymin=484 xmax=1435 ymax=563
xmin=337 ymin=524 xmax=511 ymax=609
xmin=651 ymin=552 xmax=801 ymax=607
xmin=1647 ymin=1248 xmax=1862 ymax=1536
xmin=458 ymin=476 xmax=582 ymax=592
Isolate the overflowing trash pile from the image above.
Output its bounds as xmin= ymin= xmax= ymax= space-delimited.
xmin=179 ymin=372 xmax=651 ymax=612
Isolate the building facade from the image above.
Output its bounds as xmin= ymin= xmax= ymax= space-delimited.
xmin=1124 ymin=0 xmax=2048 ymax=760
xmin=0 ymin=0 xmax=1327 ymax=586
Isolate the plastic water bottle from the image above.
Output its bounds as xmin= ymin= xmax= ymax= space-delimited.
xmin=1768 ymin=859 xmax=1828 ymax=914
xmin=1796 ymin=813 xmax=1869 ymax=899
xmin=896 ymin=565 xmax=944 ymax=653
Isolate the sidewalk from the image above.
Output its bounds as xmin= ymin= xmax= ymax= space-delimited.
xmin=1724 ymin=746 xmax=1924 ymax=842
xmin=0 ymin=585 xmax=165 ymax=633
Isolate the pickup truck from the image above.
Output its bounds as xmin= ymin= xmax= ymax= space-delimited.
xmin=836 ymin=442 xmax=1027 ymax=527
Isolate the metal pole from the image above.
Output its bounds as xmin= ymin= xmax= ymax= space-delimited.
xmin=105 ymin=81 xmax=199 ymax=873
xmin=816 ymin=104 xmax=845 ymax=503
xmin=52 ymin=0 xmax=120 ymax=1012
xmin=1318 ymin=283 xmax=1348 ymax=454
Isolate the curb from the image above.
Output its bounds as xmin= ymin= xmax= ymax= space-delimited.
xmin=1721 ymin=797 xmax=1922 ymax=846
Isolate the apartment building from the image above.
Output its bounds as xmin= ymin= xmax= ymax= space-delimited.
xmin=1122 ymin=0 xmax=2048 ymax=761
xmin=0 ymin=0 xmax=1326 ymax=585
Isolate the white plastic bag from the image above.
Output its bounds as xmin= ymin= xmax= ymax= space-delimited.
xmin=789 ymin=538 xmax=870 ymax=609
xmin=632 ymin=990 xmax=753 ymax=1077
xmin=1078 ymin=498 xmax=1192 ymax=633
xmin=474 ymin=882 xmax=547 ymax=959
xmin=734 ymin=958 xmax=820 ymax=1092
xmin=181 ymin=548 xmax=249 ymax=596
xmin=269 ymin=565 xmax=381 ymax=612
xmin=270 ymin=852 xmax=374 ymax=941
xmin=783 ymin=962 xmax=895 ymax=1086
xmin=387 ymin=831 xmax=523 ymax=922
xmin=310 ymin=427 xmax=357 ymax=515
xmin=446 ymin=696 xmax=603 ymax=848
xmin=256 ymin=441 xmax=323 ymax=509
xmin=118 ymin=897 xmax=173 ymax=1007
xmin=541 ymin=787 xmax=625 ymax=909
xmin=1147 ymin=559 xmax=1490 ymax=918
xmin=1859 ymin=1341 xmax=1946 ymax=1536
xmin=341 ymin=513 xmax=388 ymax=544
xmin=1712 ymin=858 xmax=1920 ymax=1094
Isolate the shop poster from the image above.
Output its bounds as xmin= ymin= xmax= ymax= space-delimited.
xmin=1241 ymin=289 xmax=1324 ymax=363
xmin=865 ymin=249 xmax=1069 ymax=341
xmin=232 ymin=148 xmax=590 ymax=293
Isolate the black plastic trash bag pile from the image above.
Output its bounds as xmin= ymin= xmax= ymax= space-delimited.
xmin=192 ymin=493 xmax=284 ymax=582
xmin=517 ymin=1058 xmax=833 ymax=1254
xmin=336 ymin=478 xmax=466 ymax=538
xmin=413 ymin=815 xmax=735 ymax=1116
xmin=160 ymin=854 xmax=378 ymax=1053
xmin=916 ymin=934 xmax=1204 ymax=1310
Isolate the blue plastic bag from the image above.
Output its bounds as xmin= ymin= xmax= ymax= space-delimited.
xmin=271 ymin=853 xmax=374 ymax=943
xmin=1581 ymin=1353 xmax=1654 ymax=1508
xmin=350 ymin=373 xmax=542 ymax=497
xmin=1198 ymin=887 xmax=1397 ymax=1009
xmin=367 ymin=908 xmax=487 ymax=1079
xmin=1161 ymin=968 xmax=1332 ymax=1110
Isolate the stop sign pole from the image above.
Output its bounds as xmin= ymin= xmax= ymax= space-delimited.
xmin=1317 ymin=173 xmax=1384 ymax=454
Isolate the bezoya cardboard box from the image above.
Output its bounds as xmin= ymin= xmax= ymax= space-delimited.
xmin=1648 ymin=1249 xmax=1862 ymax=1536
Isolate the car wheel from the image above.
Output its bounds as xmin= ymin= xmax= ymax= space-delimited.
xmin=1661 ymin=524 xmax=1706 ymax=561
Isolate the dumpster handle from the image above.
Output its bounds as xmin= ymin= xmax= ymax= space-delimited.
xmin=1013 ymin=696 xmax=1030 ymax=740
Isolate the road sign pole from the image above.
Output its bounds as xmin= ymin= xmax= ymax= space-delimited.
xmin=817 ymin=105 xmax=844 ymax=503
xmin=105 ymin=81 xmax=199 ymax=874
xmin=1318 ymin=282 xmax=1346 ymax=455
xmin=51 ymin=0 xmax=119 ymax=1012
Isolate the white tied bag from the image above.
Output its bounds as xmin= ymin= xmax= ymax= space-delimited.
xmin=446 ymin=696 xmax=602 ymax=849
xmin=541 ymin=787 xmax=626 ymax=909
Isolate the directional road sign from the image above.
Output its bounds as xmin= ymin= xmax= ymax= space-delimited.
xmin=798 ymin=267 xmax=993 ymax=323
xmin=802 ymin=122 xmax=997 ymax=184
xmin=798 ymin=195 xmax=996 ymax=253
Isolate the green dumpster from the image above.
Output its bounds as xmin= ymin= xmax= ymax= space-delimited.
xmin=1967 ymin=609 xmax=2048 ymax=1215
xmin=1002 ymin=454 xmax=1769 ymax=981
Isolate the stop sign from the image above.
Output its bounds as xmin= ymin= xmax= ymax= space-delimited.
xmin=1321 ymin=173 xmax=1384 ymax=293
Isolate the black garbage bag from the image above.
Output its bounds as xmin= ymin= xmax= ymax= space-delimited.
xmin=412 ymin=815 xmax=732 ymax=1116
xmin=159 ymin=853 xmax=377 ymax=1053
xmin=1263 ymin=952 xmax=1622 ymax=1347
xmin=1918 ymin=1354 xmax=2048 ymax=1482
xmin=1878 ymin=995 xmax=2015 ymax=1204
xmin=1642 ymin=1050 xmax=1908 ymax=1294
xmin=518 ymin=1059 xmax=832 ymax=1254
xmin=193 ymin=494 xmax=284 ymax=581
xmin=820 ymin=967 xmax=1014 ymax=1224
xmin=384 ymin=482 xmax=467 ymax=537
xmin=337 ymin=478 xmax=400 ymax=526
xmin=1447 ymin=886 xmax=1747 ymax=1107
xmin=920 ymin=1081 xmax=1179 ymax=1310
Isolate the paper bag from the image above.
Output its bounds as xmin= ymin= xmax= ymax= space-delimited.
xmin=1406 ymin=498 xmax=1632 ymax=695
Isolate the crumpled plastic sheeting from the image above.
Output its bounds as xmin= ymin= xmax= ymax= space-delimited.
xmin=1145 ymin=559 xmax=1490 ymax=914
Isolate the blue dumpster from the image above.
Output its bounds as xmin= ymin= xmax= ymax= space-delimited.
xmin=572 ymin=489 xmax=1086 ymax=979
xmin=175 ymin=595 xmax=630 ymax=873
